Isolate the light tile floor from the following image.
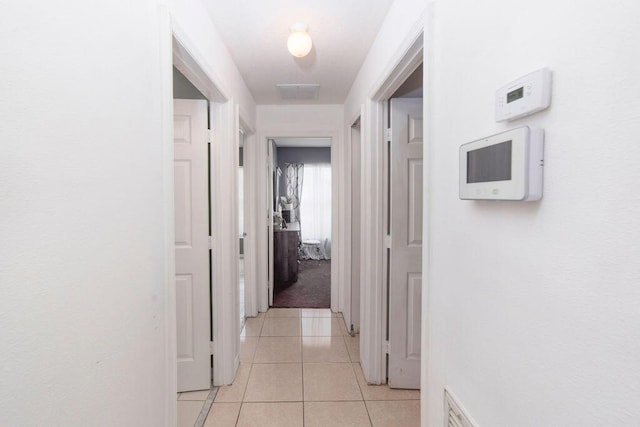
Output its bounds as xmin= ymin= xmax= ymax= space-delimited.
xmin=205 ymin=308 xmax=420 ymax=426
xmin=177 ymin=389 xmax=214 ymax=427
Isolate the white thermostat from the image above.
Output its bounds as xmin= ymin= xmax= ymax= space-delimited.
xmin=495 ymin=68 xmax=552 ymax=122
xmin=459 ymin=126 xmax=544 ymax=201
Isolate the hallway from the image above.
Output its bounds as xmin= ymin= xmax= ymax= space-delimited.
xmin=6 ymin=1 xmax=640 ymax=425
xmin=201 ymin=308 xmax=419 ymax=426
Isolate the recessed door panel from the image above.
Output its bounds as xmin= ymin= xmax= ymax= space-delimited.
xmin=407 ymin=159 xmax=423 ymax=247
xmin=405 ymin=273 xmax=422 ymax=360
xmin=174 ymin=115 xmax=192 ymax=144
xmin=409 ymin=117 xmax=423 ymax=143
xmin=174 ymin=160 xmax=192 ymax=247
xmin=176 ymin=274 xmax=194 ymax=361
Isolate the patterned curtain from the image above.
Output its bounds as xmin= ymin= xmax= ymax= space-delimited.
xmin=285 ymin=163 xmax=304 ymax=224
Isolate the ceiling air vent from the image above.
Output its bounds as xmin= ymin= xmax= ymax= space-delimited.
xmin=445 ymin=388 xmax=477 ymax=427
xmin=276 ymin=84 xmax=320 ymax=100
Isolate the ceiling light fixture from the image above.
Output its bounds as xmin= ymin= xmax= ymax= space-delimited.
xmin=287 ymin=23 xmax=312 ymax=58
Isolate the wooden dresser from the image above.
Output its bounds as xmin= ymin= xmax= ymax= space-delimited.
xmin=274 ymin=222 xmax=299 ymax=287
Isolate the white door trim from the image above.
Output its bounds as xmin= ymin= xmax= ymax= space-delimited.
xmin=210 ymin=100 xmax=241 ymax=385
xmin=158 ymin=7 xmax=177 ymax=425
xmin=344 ymin=107 xmax=365 ymax=332
xmin=255 ymin=133 xmax=270 ymax=312
xmin=268 ymin=140 xmax=274 ymax=306
xmin=241 ymin=125 xmax=259 ymax=319
xmin=358 ymin=18 xmax=426 ymax=385
xmin=165 ymin=16 xmax=243 ymax=390
xmin=359 ymin=98 xmax=386 ymax=384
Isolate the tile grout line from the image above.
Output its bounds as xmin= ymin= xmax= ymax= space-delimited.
xmin=349 ymin=361 xmax=374 ymax=426
xmin=240 ymin=357 xmax=255 ymax=404
xmin=236 ymin=318 xmax=259 ymax=426
xmin=234 ymin=402 xmax=241 ymax=427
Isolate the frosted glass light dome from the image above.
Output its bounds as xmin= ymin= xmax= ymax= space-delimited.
xmin=287 ymin=23 xmax=312 ymax=58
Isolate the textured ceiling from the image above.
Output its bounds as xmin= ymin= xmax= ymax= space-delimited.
xmin=203 ymin=0 xmax=395 ymax=105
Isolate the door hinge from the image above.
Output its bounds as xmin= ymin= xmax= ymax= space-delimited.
xmin=208 ymin=130 xmax=213 ymax=144
xmin=209 ymin=341 xmax=215 ymax=355
xmin=383 ymin=340 xmax=390 ymax=354
xmin=208 ymin=236 xmax=213 ymax=250
xmin=384 ymin=128 xmax=392 ymax=142
xmin=384 ymin=234 xmax=391 ymax=248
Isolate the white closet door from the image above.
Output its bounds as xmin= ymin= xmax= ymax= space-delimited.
xmin=174 ymin=99 xmax=210 ymax=392
xmin=388 ymin=98 xmax=423 ymax=389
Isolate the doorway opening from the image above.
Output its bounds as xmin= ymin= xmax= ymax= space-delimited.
xmin=356 ymin=30 xmax=424 ymax=388
xmin=269 ymin=138 xmax=332 ymax=308
xmin=172 ymin=66 xmax=213 ymax=394
xmin=172 ymin=33 xmax=253 ymax=391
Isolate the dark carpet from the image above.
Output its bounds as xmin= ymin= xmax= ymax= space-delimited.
xmin=273 ymin=260 xmax=331 ymax=308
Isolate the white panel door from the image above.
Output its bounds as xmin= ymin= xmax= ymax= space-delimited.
xmin=174 ymin=99 xmax=210 ymax=392
xmin=388 ymin=98 xmax=423 ymax=389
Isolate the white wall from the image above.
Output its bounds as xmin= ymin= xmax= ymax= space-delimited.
xmin=0 ymin=0 xmax=254 ymax=425
xmin=255 ymin=105 xmax=345 ymax=312
xmin=171 ymin=0 xmax=256 ymax=127
xmin=344 ymin=0 xmax=426 ymax=120
xmin=426 ymin=0 xmax=640 ymax=425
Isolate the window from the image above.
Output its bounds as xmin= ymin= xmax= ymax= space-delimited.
xmin=300 ymin=163 xmax=331 ymax=258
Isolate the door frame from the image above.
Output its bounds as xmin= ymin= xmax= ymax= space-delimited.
xmin=238 ymin=118 xmax=258 ymax=320
xmin=255 ymin=130 xmax=344 ymax=313
xmin=344 ymin=108 xmax=365 ymax=333
xmin=160 ymin=9 xmax=249 ymax=399
xmin=239 ymin=120 xmax=258 ymax=321
xmin=358 ymin=23 xmax=427 ymax=385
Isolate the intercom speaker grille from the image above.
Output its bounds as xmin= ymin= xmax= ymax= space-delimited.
xmin=445 ymin=388 xmax=476 ymax=427
xmin=276 ymin=84 xmax=320 ymax=100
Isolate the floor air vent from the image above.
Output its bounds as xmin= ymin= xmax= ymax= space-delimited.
xmin=445 ymin=388 xmax=477 ymax=427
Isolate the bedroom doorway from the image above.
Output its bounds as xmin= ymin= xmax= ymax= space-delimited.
xmin=269 ymin=138 xmax=332 ymax=308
